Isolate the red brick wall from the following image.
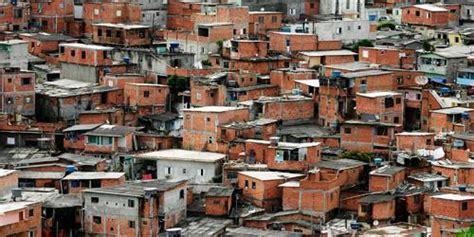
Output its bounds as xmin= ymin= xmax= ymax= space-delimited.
xmin=269 ymin=32 xmax=318 ymax=53
xmin=401 ymin=6 xmax=449 ymax=27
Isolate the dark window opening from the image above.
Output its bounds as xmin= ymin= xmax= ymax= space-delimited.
xmin=198 ymin=27 xmax=209 ymax=37
xmin=91 ymin=197 xmax=99 ymax=203
xmin=93 ymin=216 xmax=101 ymax=224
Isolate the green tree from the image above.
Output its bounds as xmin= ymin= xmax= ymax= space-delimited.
xmin=422 ymin=40 xmax=435 ymax=52
xmin=377 ymin=22 xmax=396 ymax=30
xmin=351 ymin=39 xmax=374 ymax=52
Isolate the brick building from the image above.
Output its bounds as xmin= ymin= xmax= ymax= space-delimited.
xmin=248 ymin=11 xmax=283 ymax=39
xmin=355 ymin=91 xmax=404 ymax=125
xmin=396 ymin=132 xmax=436 ymax=152
xmin=0 ymin=67 xmax=35 ymax=116
xmin=247 ymin=95 xmax=314 ymax=121
xmin=124 ymin=83 xmax=169 ymax=116
xmin=401 ymin=4 xmax=449 ymax=28
xmin=358 ymin=194 xmax=396 ymax=223
xmin=369 ymin=166 xmax=406 ymax=192
xmin=297 ymin=50 xmax=356 ymax=68
xmin=84 ymin=124 xmax=136 ymax=156
xmin=205 ymin=186 xmax=234 ymax=216
xmin=358 ymin=46 xmax=417 ymax=69
xmin=62 ymin=171 xmax=125 ymax=194
xmin=0 ymin=2 xmax=29 ymax=31
xmin=269 ymin=32 xmax=318 ymax=54
xmin=430 ymin=193 xmax=474 ymax=237
xmin=182 ymin=106 xmax=249 ymax=152
xmin=429 ymin=107 xmax=474 ymax=134
xmin=83 ymin=1 xmax=142 ymax=36
xmin=341 ymin=120 xmax=402 ymax=154
xmin=270 ymin=68 xmax=316 ymax=94
xmin=0 ymin=200 xmax=42 ymax=237
xmin=92 ymin=23 xmax=151 ymax=47
xmin=30 ymin=0 xmax=74 ymax=33
xmin=83 ymin=179 xmax=187 ymax=235
xmin=238 ymin=171 xmax=304 ymax=212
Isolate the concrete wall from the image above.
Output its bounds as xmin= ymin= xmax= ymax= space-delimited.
xmin=319 ymin=0 xmax=365 ymax=16
xmin=156 ymin=159 xmax=222 ymax=184
xmin=60 ymin=63 xmax=98 ymax=83
xmin=141 ymin=10 xmax=167 ymax=29
xmin=0 ymin=42 xmax=29 ymax=69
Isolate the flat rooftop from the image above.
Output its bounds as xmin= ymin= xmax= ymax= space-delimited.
xmin=0 ymin=169 xmax=16 ymax=177
xmin=62 ymin=172 xmax=124 ymax=180
xmin=59 ymin=43 xmax=113 ymax=50
xmin=93 ymin=23 xmax=150 ymax=29
xmin=431 ymin=107 xmax=474 ymax=114
xmin=356 ymin=91 xmax=402 ymax=98
xmin=299 ymin=50 xmax=357 ymax=57
xmin=238 ymin=171 xmax=304 ymax=181
xmin=135 ymin=149 xmax=226 ymax=162
xmin=183 ymin=106 xmax=246 ymax=113
xmin=433 ymin=193 xmax=474 ymax=201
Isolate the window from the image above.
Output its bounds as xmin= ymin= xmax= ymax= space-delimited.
xmin=285 ymin=39 xmax=290 ymax=47
xmin=426 ymin=139 xmax=432 ymax=145
xmin=376 ymin=127 xmax=388 ymax=136
xmin=19 ymin=211 xmax=24 ymax=221
xmin=416 ymin=94 xmax=421 ymax=100
xmin=346 ymin=0 xmax=350 ymax=9
xmin=361 ymin=204 xmax=369 ymax=213
xmin=396 ymin=98 xmax=401 ymax=104
xmin=116 ymin=10 xmax=122 ymax=16
xmin=200 ymin=169 xmax=204 ymax=176
xmin=103 ymin=51 xmax=108 ymax=59
xmin=167 ymin=167 xmax=172 ymax=175
xmin=128 ymin=199 xmax=135 ymax=208
xmin=129 ymin=220 xmax=135 ymax=228
xmin=245 ymin=180 xmax=248 ymax=188
xmin=21 ymin=78 xmax=31 ymax=85
xmin=455 ymin=37 xmax=460 ymax=43
xmin=179 ymin=189 xmax=185 ymax=199
xmin=144 ymin=91 xmax=150 ymax=98
xmin=358 ymin=25 xmax=361 ymax=30
xmin=6 ymin=97 xmax=13 ymax=104
xmin=93 ymin=216 xmax=101 ymax=224
xmin=208 ymin=136 xmax=213 ymax=144
xmin=81 ymin=51 xmax=86 ymax=59
xmin=415 ymin=10 xmax=420 ymax=16
xmin=28 ymin=231 xmax=35 ymax=237
xmin=70 ymin=50 xmax=75 ymax=57
xmin=206 ymin=117 xmax=211 ymax=122
xmin=462 ymin=202 xmax=468 ymax=210
xmin=28 ymin=209 xmax=34 ymax=217
xmin=91 ymin=197 xmax=99 ymax=203
xmin=106 ymin=30 xmax=111 ymax=37
xmin=385 ymin=98 xmax=394 ymax=108
xmin=251 ymin=181 xmax=256 ymax=189
xmin=272 ymin=16 xmax=277 ymax=23
xmin=289 ymin=8 xmax=296 ymax=15
xmin=413 ymin=194 xmax=420 ymax=204
xmin=88 ymin=136 xmax=98 ymax=144
xmin=98 ymin=29 xmax=102 ymax=36
xmin=183 ymin=168 xmax=186 ymax=174
xmin=397 ymin=76 xmax=403 ymax=85
xmin=336 ymin=27 xmax=342 ymax=35
xmin=394 ymin=117 xmax=399 ymax=124
xmin=344 ymin=127 xmax=351 ymax=134
xmin=94 ymin=8 xmax=99 ymax=15
xmin=198 ymin=27 xmax=209 ymax=37
xmin=116 ymin=31 xmax=122 ymax=38
xmin=258 ymin=16 xmax=264 ymax=23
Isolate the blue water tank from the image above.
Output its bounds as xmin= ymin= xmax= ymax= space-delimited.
xmin=332 ymin=70 xmax=341 ymax=78
xmin=368 ymin=15 xmax=377 ymax=21
xmin=462 ymin=112 xmax=470 ymax=120
xmin=123 ymin=56 xmax=130 ymax=64
xmin=459 ymin=185 xmax=467 ymax=192
xmin=65 ymin=165 xmax=77 ymax=175
xmin=170 ymin=42 xmax=179 ymax=49
xmin=374 ymin=158 xmax=383 ymax=166
xmin=351 ymin=222 xmax=361 ymax=230
xmin=440 ymin=87 xmax=450 ymax=93
xmin=280 ymin=26 xmax=291 ymax=33
xmin=11 ymin=0 xmax=17 ymax=5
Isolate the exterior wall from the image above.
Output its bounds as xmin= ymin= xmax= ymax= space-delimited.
xmin=83 ymin=2 xmax=142 ymax=35
xmin=84 ymin=133 xmax=134 ymax=154
xmin=359 ymin=47 xmax=417 ymax=69
xmin=0 ymin=3 xmax=29 ymax=31
xmin=269 ymin=32 xmax=318 ymax=53
xmin=0 ymin=203 xmax=42 ymax=237
xmin=30 ymin=0 xmax=74 ymax=33
xmin=182 ymin=108 xmax=249 ymax=151
xmin=238 ymin=174 xmax=302 ymax=212
xmin=205 ymin=196 xmax=232 ymax=216
xmin=369 ymin=170 xmax=406 ymax=192
xmin=248 ymin=12 xmax=283 ymax=37
xmin=270 ymin=69 xmax=316 ymax=94
xmin=401 ymin=6 xmax=449 ymax=27
xmin=429 ymin=111 xmax=474 ymax=134
xmin=59 ymin=45 xmax=112 ymax=67
xmin=266 ymin=144 xmax=321 ymax=172
xmin=355 ymin=94 xmax=404 ymax=124
xmin=341 ymin=124 xmax=401 ymax=153
xmin=68 ymin=176 xmax=125 ymax=194
xmin=124 ymin=83 xmax=169 ymax=115
xmin=0 ymin=41 xmax=29 ymax=69
xmin=0 ymin=170 xmax=18 ymax=197
xmin=396 ymin=134 xmax=435 ymax=152
xmin=432 ymin=165 xmax=474 ymax=186
xmin=92 ymin=25 xmax=151 ymax=47
xmin=358 ymin=200 xmax=396 ymax=221
xmin=155 ymin=159 xmax=221 ymax=184
xmin=0 ymin=69 xmax=35 ymax=116
xmin=430 ymin=197 xmax=474 ymax=237
xmin=261 ymin=99 xmax=314 ymax=121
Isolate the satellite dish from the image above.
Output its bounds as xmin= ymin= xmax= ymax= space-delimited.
xmin=373 ymin=220 xmax=379 ymax=226
xmin=415 ymin=76 xmax=429 ymax=86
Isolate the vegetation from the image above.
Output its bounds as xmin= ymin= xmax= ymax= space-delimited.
xmin=351 ymin=39 xmax=374 ymax=52
xmin=422 ymin=40 xmax=435 ymax=52
xmin=377 ymin=21 xmax=396 ymax=31
xmin=167 ymin=75 xmax=189 ymax=93
xmin=341 ymin=151 xmax=374 ymax=163
xmin=216 ymin=39 xmax=224 ymax=55
xmin=201 ymin=60 xmax=212 ymax=67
